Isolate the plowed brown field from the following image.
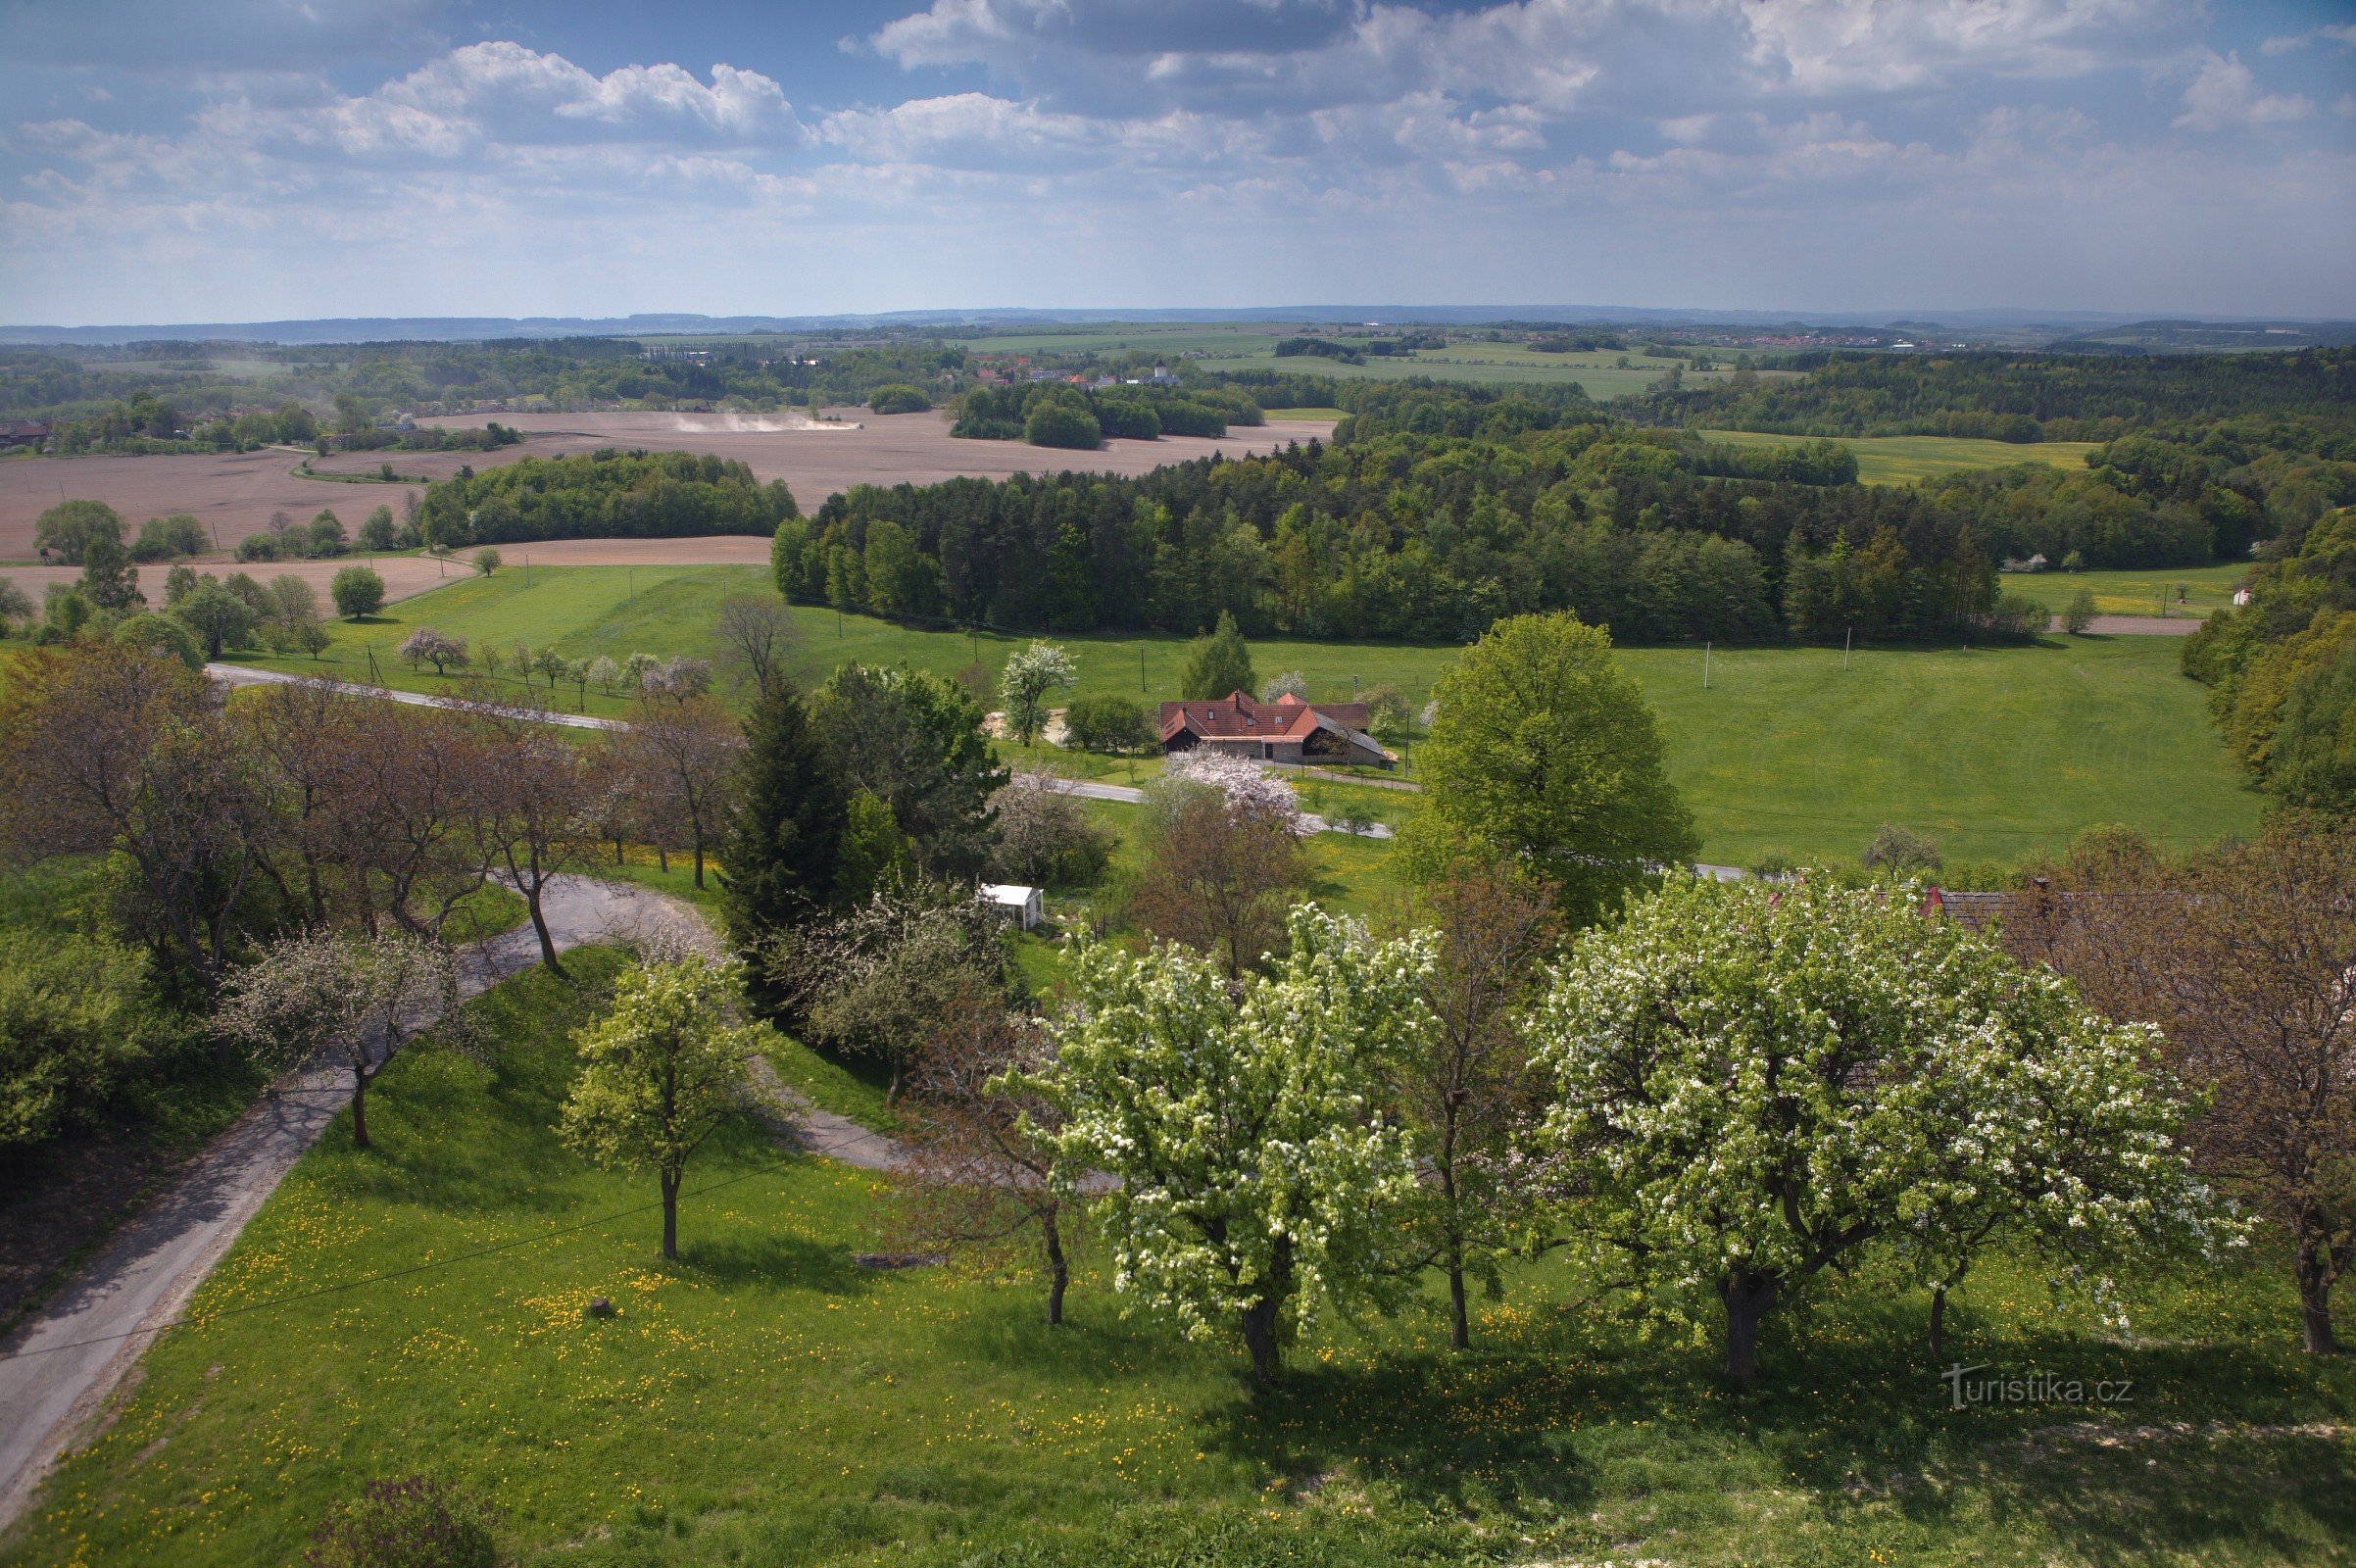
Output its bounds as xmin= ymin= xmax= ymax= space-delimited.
xmin=1 ymin=409 xmax=1334 ymax=560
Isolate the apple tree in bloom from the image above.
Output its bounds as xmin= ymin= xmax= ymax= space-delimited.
xmin=1163 ymin=747 xmax=1308 ymax=835
xmin=1018 ymin=906 xmax=1433 ymax=1383
xmin=1530 ymin=874 xmax=2218 ymax=1381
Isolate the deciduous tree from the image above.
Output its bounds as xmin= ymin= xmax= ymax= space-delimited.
xmin=1022 ymin=906 xmax=1430 ymax=1384
xmin=1403 ymin=612 xmax=1695 ymax=925
xmin=560 ymin=953 xmax=761 ymax=1259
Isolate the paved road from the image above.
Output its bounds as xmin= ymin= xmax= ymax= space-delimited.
xmin=2043 ymin=614 xmax=2201 ymax=637
xmin=1016 ymin=771 xmax=1397 ymax=839
xmin=0 ymin=876 xmax=698 ymax=1532
xmin=207 ymin=662 xmax=625 ymax=730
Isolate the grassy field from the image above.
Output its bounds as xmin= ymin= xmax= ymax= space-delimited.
xmin=2001 ymin=563 xmax=2249 ymax=618
xmin=239 ymin=569 xmax=2261 ymax=867
xmin=1195 ymin=344 xmax=1780 ymax=398
xmin=1694 ymin=428 xmax=2103 ymax=485
xmin=10 ymin=950 xmax=2351 ymax=1568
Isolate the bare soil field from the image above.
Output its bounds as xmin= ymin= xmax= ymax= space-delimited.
xmin=1 ymin=411 xmax=1333 ymax=559
xmin=0 ymin=535 xmax=774 ymax=611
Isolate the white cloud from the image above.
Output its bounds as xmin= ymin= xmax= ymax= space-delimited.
xmin=2173 ymin=50 xmax=2315 ymax=132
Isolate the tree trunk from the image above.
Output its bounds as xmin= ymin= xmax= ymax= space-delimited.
xmin=660 ymin=1170 xmax=681 ymax=1261
xmin=2295 ymin=1237 xmax=2340 ymax=1354
xmin=350 ymin=1062 xmax=371 ymax=1151
xmin=1929 ymin=1282 xmax=1948 ymax=1361
xmin=525 ymin=882 xmax=565 ymax=977
xmin=1719 ymin=1267 xmax=1781 ymax=1382
xmin=1448 ymin=1247 xmax=1470 ymax=1351
xmin=1238 ymin=1239 xmax=1294 ymax=1386
xmin=692 ymin=836 xmax=706 ymax=890
xmin=1044 ymin=1208 xmax=1068 ymax=1328
xmin=658 ymin=845 xmax=669 ymax=873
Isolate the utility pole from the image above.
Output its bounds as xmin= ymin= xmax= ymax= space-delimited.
xmin=1703 ymin=641 xmax=1711 ymax=690
xmin=1843 ymin=625 xmax=1852 ymax=670
xmin=1139 ymin=647 xmax=1147 ymax=693
xmin=523 ymin=552 xmax=531 ymax=587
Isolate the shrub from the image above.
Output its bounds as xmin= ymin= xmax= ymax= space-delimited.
xmin=2064 ymin=586 xmax=2097 ymax=634
xmin=1359 ymin=683 xmax=1411 ymax=736
xmin=304 ymin=1477 xmax=502 ymax=1568
xmin=113 ymin=612 xmax=205 ymax=670
xmin=129 ymin=513 xmax=209 ymax=563
xmin=991 ymin=776 xmax=1116 ymax=887
xmin=0 ymin=930 xmax=163 ymax=1148
xmin=234 ymin=531 xmax=281 ymax=564
xmin=868 ymin=384 xmax=932 ymax=415
xmin=474 ymin=547 xmax=502 ymax=576
xmin=1062 ymin=692 xmax=1152 ymax=754
xmin=1861 ymin=822 xmax=1941 ymax=875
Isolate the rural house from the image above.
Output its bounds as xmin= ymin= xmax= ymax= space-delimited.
xmin=1157 ymin=691 xmax=1393 ymax=768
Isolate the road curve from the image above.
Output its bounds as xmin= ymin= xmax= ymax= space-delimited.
xmin=0 ymin=876 xmax=698 ymax=1532
xmin=206 ymin=662 xmax=625 ymax=730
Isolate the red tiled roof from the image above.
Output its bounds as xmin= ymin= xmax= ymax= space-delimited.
xmin=1156 ymin=690 xmax=1372 ymax=745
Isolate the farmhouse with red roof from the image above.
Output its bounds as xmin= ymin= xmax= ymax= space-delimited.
xmin=1156 ymin=691 xmax=1393 ymax=768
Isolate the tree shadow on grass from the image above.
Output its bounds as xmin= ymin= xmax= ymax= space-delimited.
xmin=684 ymin=1231 xmax=875 ymax=1297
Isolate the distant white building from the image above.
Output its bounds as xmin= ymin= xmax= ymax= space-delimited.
xmin=980 ymin=883 xmax=1045 ymax=931
xmin=2233 ymin=588 xmax=2253 ymax=607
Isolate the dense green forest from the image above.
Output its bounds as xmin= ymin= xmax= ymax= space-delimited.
xmin=414 ymin=451 xmax=796 ymax=546
xmin=950 ymin=381 xmax=1264 ymax=447
xmin=1628 ymin=347 xmax=2356 ymax=442
xmin=776 ymin=426 xmax=2004 ymax=645
xmin=2184 ymin=504 xmax=2356 ymax=812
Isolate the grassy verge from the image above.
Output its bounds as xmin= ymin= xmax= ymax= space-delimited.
xmin=11 ymin=951 xmax=2351 ymax=1567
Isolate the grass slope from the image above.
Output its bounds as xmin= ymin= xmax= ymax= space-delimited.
xmin=10 ymin=950 xmax=2352 ymax=1567
xmin=1693 ymin=428 xmax=2103 ymax=485
xmin=240 ymin=572 xmax=2260 ymax=866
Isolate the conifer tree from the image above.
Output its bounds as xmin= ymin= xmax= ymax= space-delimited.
xmin=1180 ymin=609 xmax=1256 ymax=700
xmin=719 ymin=685 xmax=848 ymax=1014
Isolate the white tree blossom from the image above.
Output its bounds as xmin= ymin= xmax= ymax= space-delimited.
xmin=1000 ymin=640 xmax=1077 ymax=745
xmin=1528 ymin=874 xmax=2224 ymax=1380
xmin=1018 ymin=906 xmax=1433 ymax=1383
xmin=1164 ymin=747 xmax=1308 ymax=836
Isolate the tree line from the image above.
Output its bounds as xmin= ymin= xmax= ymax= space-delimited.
xmin=777 ymin=426 xmax=2010 ymax=644
xmin=949 ymin=381 xmax=1264 ymax=448
xmin=412 ymin=449 xmax=797 ymax=549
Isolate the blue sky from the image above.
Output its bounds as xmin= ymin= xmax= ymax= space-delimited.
xmin=2 ymin=0 xmax=2352 ymax=324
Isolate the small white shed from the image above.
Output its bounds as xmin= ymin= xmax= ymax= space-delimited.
xmin=980 ymin=883 xmax=1045 ymax=931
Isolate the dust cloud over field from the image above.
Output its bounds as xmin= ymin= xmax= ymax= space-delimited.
xmin=1 ymin=410 xmax=1336 ymax=560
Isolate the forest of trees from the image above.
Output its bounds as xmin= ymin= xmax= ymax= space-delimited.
xmin=413 ymin=451 xmax=796 ymax=548
xmin=775 ymin=426 xmax=2009 ymax=645
xmin=1629 ymin=347 xmax=2356 ymax=442
xmin=950 ymin=381 xmax=1264 ymax=447
xmin=2184 ymin=504 xmax=2356 ymax=812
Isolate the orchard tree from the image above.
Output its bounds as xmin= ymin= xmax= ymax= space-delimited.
xmin=560 ymin=953 xmax=761 ymax=1260
xmin=1180 ymin=610 xmax=1255 ymax=701
xmin=1000 ymin=640 xmax=1077 ymax=745
xmin=1403 ymin=612 xmax=1695 ymax=924
xmin=1391 ymin=852 xmax=1560 ymax=1350
xmin=901 ymin=994 xmax=1078 ymax=1323
xmin=1127 ymin=757 xmax=1306 ymax=982
xmin=217 ymin=929 xmax=464 ymax=1150
xmin=1022 ymin=907 xmax=1432 ymax=1384
xmin=1531 ymin=874 xmax=2215 ymax=1381
xmin=713 ymin=593 xmax=801 ymax=703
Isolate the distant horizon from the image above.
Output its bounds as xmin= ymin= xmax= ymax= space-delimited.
xmin=8 ymin=303 xmax=2356 ymax=349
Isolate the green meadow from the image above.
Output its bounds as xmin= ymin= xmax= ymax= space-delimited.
xmin=235 ymin=566 xmax=2262 ymax=869
xmin=2000 ymin=562 xmax=2250 ymax=618
xmin=8 ymin=950 xmax=2349 ymax=1568
xmin=1693 ymin=428 xmax=2104 ymax=485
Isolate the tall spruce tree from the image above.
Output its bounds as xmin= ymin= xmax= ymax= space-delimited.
xmin=720 ymin=685 xmax=849 ymax=1015
xmin=1180 ymin=610 xmax=1256 ymax=701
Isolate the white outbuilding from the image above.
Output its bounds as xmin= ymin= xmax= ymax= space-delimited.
xmin=979 ymin=883 xmax=1045 ymax=931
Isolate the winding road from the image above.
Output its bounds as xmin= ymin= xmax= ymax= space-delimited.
xmin=0 ymin=876 xmax=724 ymax=1532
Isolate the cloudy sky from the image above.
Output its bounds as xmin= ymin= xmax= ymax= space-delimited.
xmin=3 ymin=0 xmax=2352 ymax=324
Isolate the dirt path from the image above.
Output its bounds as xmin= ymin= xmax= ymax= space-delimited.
xmin=743 ymin=1057 xmax=908 ymax=1173
xmin=0 ymin=875 xmax=705 ymax=1531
